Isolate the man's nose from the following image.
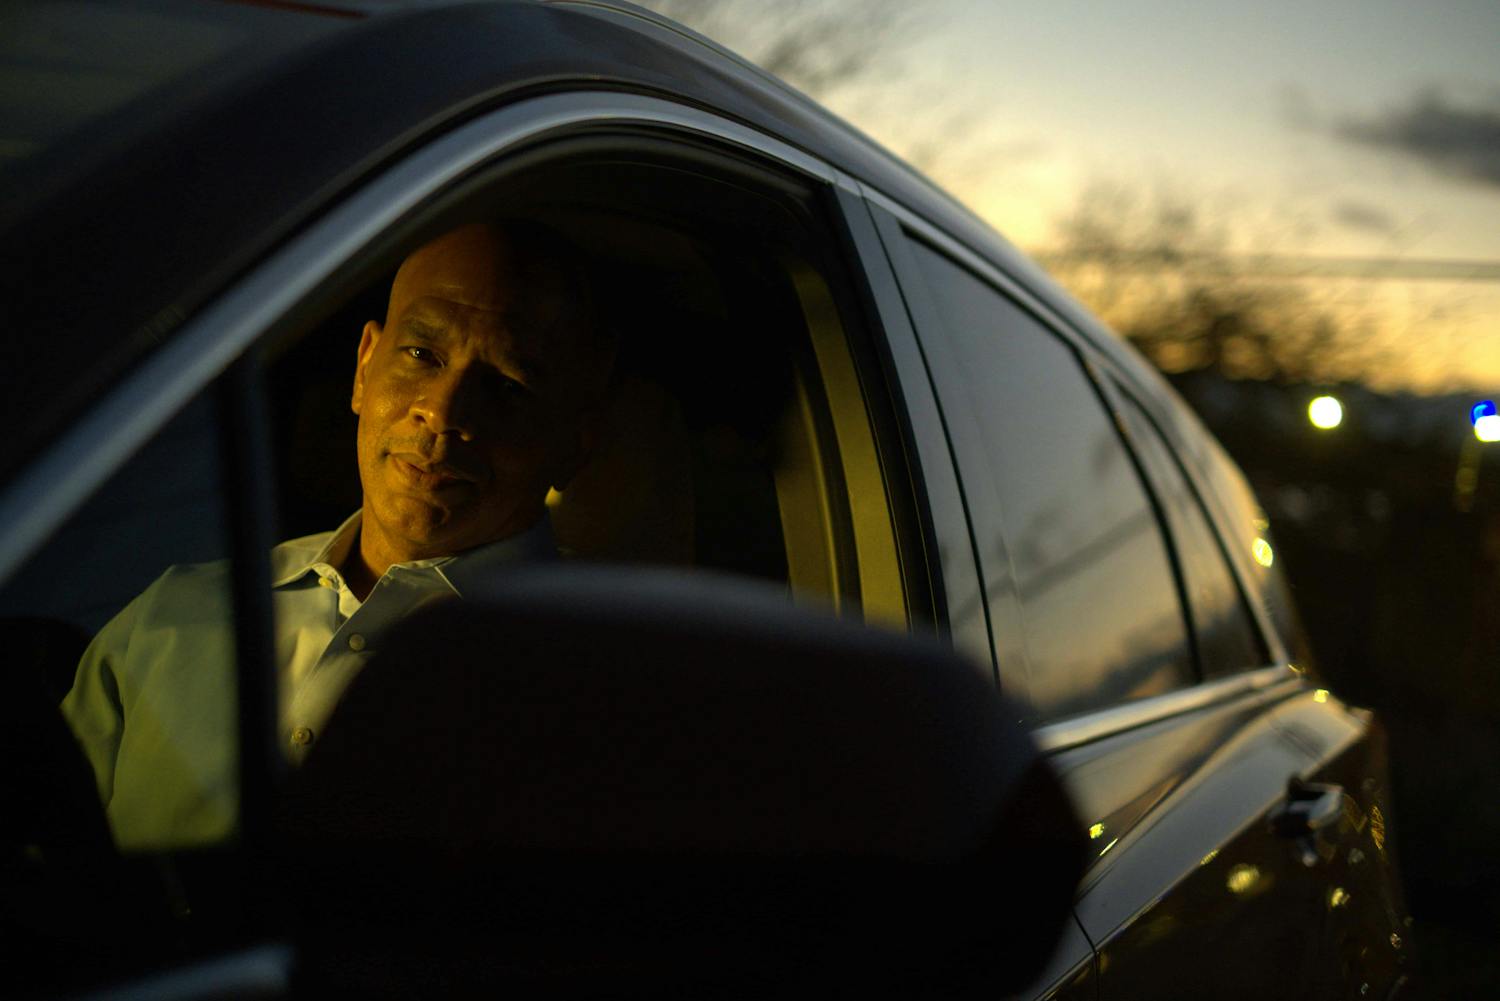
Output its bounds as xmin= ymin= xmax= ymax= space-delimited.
xmin=411 ymin=366 xmax=486 ymax=440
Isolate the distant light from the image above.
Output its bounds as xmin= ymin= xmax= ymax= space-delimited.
xmin=1477 ymin=414 xmax=1500 ymax=443
xmin=1252 ymin=537 xmax=1274 ymax=567
xmin=1472 ymin=400 xmax=1496 ymax=425
xmin=1308 ymin=395 xmax=1343 ymax=430
xmin=1089 ymin=822 xmax=1106 ymax=840
xmin=1328 ymin=887 xmax=1351 ymax=909
xmin=1313 ymin=689 xmax=1330 ymax=703
xmin=1226 ymin=864 xmax=1261 ymax=895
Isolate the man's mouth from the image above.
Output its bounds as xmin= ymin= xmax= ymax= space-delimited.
xmin=391 ymin=454 xmax=476 ymax=491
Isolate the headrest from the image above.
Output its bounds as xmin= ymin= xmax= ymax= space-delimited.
xmin=547 ymin=375 xmax=694 ymax=565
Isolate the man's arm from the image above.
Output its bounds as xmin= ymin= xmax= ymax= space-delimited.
xmin=59 ymin=599 xmax=139 ymax=813
xmin=59 ymin=563 xmax=241 ymax=852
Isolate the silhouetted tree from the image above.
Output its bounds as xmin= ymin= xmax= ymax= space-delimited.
xmin=1039 ymin=182 xmax=1398 ymax=385
xmin=636 ymin=1 xmax=1001 ymax=183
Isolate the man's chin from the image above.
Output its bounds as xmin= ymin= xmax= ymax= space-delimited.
xmin=371 ymin=496 xmax=524 ymax=558
xmin=374 ymin=497 xmax=460 ymax=548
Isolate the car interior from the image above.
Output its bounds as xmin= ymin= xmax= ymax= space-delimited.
xmin=264 ymin=152 xmax=877 ymax=614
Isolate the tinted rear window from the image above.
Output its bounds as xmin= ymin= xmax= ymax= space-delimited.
xmin=904 ymin=240 xmax=1194 ymax=720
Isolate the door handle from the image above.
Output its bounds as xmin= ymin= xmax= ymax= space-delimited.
xmin=1269 ymin=779 xmax=1345 ymax=867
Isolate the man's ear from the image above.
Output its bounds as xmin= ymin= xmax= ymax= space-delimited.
xmin=352 ymin=320 xmax=382 ymax=415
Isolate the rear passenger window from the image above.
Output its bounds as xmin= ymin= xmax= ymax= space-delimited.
xmin=1198 ymin=443 xmax=1310 ymax=667
xmin=902 ymin=240 xmax=1192 ymax=720
xmin=1116 ymin=392 xmax=1266 ymax=677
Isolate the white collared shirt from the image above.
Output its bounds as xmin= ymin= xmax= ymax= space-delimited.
xmin=62 ymin=511 xmax=555 ymax=852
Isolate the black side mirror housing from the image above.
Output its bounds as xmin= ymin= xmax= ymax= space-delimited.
xmin=276 ymin=567 xmax=1085 ymax=997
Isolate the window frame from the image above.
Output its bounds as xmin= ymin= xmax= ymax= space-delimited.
xmin=344 ymin=125 xmax=921 ymax=627
xmin=837 ymin=189 xmax=994 ymax=675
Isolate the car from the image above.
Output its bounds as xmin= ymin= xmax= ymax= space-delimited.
xmin=0 ymin=1 xmax=1409 ymax=998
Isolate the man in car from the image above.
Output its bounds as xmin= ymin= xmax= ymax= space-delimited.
xmin=62 ymin=222 xmax=615 ymax=851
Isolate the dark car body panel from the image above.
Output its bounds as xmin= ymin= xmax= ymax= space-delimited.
xmin=1065 ymin=687 xmax=1332 ymax=998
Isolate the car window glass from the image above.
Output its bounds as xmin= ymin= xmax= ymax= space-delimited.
xmin=0 ymin=388 xmax=240 ymax=994
xmin=902 ymin=239 xmax=1193 ymax=720
xmin=1198 ymin=441 xmax=1309 ymax=665
xmin=1117 ymin=392 xmax=1266 ymax=676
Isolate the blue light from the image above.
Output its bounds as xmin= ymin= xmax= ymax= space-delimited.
xmin=1473 ymin=401 xmax=1496 ymax=425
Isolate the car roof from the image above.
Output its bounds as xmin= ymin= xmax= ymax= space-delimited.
xmin=0 ymin=0 xmax=1144 ymax=483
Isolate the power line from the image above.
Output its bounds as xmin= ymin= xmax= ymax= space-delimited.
xmin=1030 ymin=250 xmax=1500 ymax=283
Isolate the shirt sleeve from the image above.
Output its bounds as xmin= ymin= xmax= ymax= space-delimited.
xmin=59 ymin=586 xmax=146 ymax=811
xmin=60 ymin=562 xmax=241 ymax=852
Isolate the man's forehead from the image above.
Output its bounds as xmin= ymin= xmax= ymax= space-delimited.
xmin=388 ymin=227 xmax=568 ymax=330
xmin=389 ymin=241 xmax=517 ymax=317
xmin=398 ymin=294 xmax=511 ymax=332
xmin=398 ymin=293 xmax=571 ymax=351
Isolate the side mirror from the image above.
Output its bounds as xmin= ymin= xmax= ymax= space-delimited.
xmin=276 ymin=567 xmax=1085 ymax=997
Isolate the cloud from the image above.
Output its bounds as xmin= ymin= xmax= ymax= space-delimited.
xmin=1330 ymin=89 xmax=1500 ymax=188
xmin=1330 ymin=199 xmax=1398 ymax=235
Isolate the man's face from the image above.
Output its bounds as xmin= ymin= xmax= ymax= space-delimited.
xmin=352 ymin=224 xmax=602 ymax=565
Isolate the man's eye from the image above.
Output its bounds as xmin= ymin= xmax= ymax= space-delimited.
xmin=403 ymin=346 xmax=439 ymax=365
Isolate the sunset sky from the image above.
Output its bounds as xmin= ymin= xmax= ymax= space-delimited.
xmin=651 ymin=0 xmax=1500 ymax=395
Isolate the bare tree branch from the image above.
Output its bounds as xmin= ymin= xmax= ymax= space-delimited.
xmin=1043 ymin=181 xmax=1418 ymax=386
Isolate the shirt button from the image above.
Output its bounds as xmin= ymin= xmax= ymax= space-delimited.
xmin=290 ymin=726 xmax=315 ymax=747
xmin=347 ymin=633 xmax=366 ymax=652
xmin=318 ymin=576 xmax=335 ymax=589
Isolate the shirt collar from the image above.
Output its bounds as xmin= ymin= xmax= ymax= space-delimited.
xmin=270 ymin=510 xmax=556 ymax=592
xmin=271 ymin=511 xmax=362 ymax=587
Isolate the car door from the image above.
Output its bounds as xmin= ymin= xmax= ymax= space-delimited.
xmin=861 ymin=193 xmax=1396 ymax=999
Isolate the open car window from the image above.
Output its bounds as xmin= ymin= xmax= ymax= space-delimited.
xmin=266 ymin=149 xmax=909 ymax=627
